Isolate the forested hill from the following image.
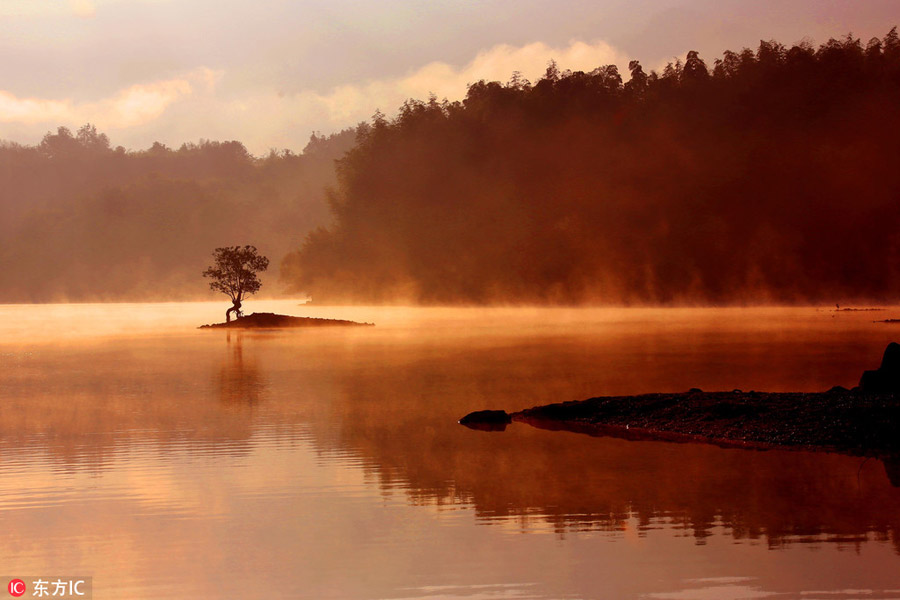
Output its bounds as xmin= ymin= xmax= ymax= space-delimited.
xmin=0 ymin=127 xmax=357 ymax=302
xmin=282 ymin=30 xmax=900 ymax=305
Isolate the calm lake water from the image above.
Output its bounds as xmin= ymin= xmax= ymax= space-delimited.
xmin=1 ymin=302 xmax=900 ymax=599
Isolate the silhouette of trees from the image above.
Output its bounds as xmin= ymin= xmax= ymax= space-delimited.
xmin=203 ymin=246 xmax=269 ymax=322
xmin=0 ymin=126 xmax=358 ymax=301
xmin=283 ymin=29 xmax=900 ymax=305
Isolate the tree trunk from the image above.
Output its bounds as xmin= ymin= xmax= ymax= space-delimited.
xmin=225 ymin=299 xmax=242 ymax=323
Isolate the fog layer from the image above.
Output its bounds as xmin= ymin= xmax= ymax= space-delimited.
xmin=0 ymin=127 xmax=355 ymax=302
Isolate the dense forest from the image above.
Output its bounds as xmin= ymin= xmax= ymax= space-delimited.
xmin=0 ymin=125 xmax=356 ymax=302
xmin=282 ymin=29 xmax=900 ymax=305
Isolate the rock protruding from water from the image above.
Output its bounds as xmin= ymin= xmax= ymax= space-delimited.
xmin=199 ymin=312 xmax=374 ymax=329
xmin=458 ymin=410 xmax=512 ymax=432
xmin=859 ymin=342 xmax=900 ymax=393
xmin=459 ymin=342 xmax=900 ymax=451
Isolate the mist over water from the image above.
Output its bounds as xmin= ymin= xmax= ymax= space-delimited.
xmin=2 ymin=302 xmax=900 ymax=598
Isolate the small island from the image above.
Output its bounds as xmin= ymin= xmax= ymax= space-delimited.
xmin=461 ymin=343 xmax=900 ymax=459
xmin=198 ymin=246 xmax=374 ymax=329
xmin=199 ymin=312 xmax=373 ymax=329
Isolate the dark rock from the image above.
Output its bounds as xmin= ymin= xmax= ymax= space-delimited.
xmin=859 ymin=342 xmax=900 ymax=393
xmin=705 ymin=402 xmax=758 ymax=420
xmin=459 ymin=409 xmax=511 ymax=424
xmin=883 ymin=457 xmax=900 ymax=488
xmin=881 ymin=342 xmax=900 ymax=370
xmin=199 ymin=312 xmax=373 ymax=329
xmin=458 ymin=410 xmax=512 ymax=432
xmin=461 ymin=344 xmax=900 ymax=483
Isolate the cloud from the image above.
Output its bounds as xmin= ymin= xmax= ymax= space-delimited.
xmin=0 ymin=68 xmax=219 ymax=130
xmin=103 ymin=79 xmax=192 ymax=127
xmin=0 ymin=93 xmax=70 ymax=123
xmin=0 ymin=39 xmax=627 ymax=154
xmin=294 ymin=39 xmax=629 ymax=126
xmin=217 ymin=39 xmax=629 ymax=153
xmin=0 ymin=0 xmax=173 ymax=18
xmin=69 ymin=0 xmax=96 ymax=18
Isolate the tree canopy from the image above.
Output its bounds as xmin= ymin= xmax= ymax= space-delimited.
xmin=203 ymin=246 xmax=269 ymax=303
xmin=282 ymin=29 xmax=900 ymax=305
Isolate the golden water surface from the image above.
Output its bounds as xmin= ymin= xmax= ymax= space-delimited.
xmin=1 ymin=302 xmax=899 ymax=599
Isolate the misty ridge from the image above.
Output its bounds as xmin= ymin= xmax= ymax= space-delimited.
xmin=3 ymin=29 xmax=900 ymax=305
xmin=283 ymin=29 xmax=900 ymax=305
xmin=0 ymin=125 xmax=356 ymax=302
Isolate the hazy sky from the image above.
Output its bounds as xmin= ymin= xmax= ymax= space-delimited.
xmin=1 ymin=0 xmax=896 ymax=154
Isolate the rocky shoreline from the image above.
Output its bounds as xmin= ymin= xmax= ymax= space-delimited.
xmin=460 ymin=343 xmax=900 ymax=459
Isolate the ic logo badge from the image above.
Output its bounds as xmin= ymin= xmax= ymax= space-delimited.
xmin=7 ymin=579 xmax=26 ymax=597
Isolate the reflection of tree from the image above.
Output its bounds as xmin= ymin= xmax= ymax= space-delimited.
xmin=0 ymin=336 xmax=271 ymax=472
xmin=217 ymin=332 xmax=267 ymax=405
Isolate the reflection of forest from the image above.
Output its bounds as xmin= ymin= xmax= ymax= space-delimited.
xmin=7 ymin=313 xmax=900 ymax=554
xmin=314 ymin=352 xmax=900 ymax=553
xmin=0 ymin=335 xmax=272 ymax=468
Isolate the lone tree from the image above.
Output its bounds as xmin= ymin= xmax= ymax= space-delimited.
xmin=203 ymin=246 xmax=269 ymax=322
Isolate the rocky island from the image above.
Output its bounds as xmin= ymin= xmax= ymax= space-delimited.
xmin=199 ymin=312 xmax=374 ymax=329
xmin=461 ymin=343 xmax=900 ymax=459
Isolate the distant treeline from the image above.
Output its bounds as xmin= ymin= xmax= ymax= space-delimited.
xmin=282 ymin=29 xmax=900 ymax=304
xmin=0 ymin=126 xmax=356 ymax=302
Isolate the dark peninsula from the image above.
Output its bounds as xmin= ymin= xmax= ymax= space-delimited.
xmin=461 ymin=343 xmax=900 ymax=460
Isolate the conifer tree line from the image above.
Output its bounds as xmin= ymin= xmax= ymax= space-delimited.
xmin=3 ymin=30 xmax=899 ymax=304
xmin=282 ymin=29 xmax=900 ymax=304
